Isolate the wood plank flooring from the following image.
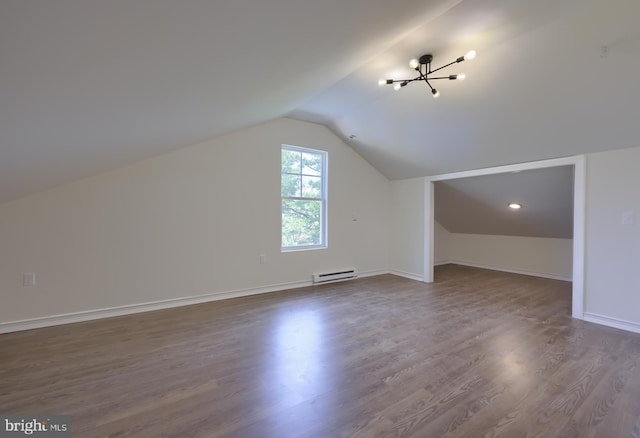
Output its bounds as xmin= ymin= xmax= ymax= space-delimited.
xmin=1 ymin=264 xmax=640 ymax=437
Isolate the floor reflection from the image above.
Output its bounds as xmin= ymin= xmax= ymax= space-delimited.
xmin=259 ymin=308 xmax=341 ymax=436
xmin=273 ymin=309 xmax=327 ymax=399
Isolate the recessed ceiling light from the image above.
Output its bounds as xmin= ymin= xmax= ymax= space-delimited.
xmin=508 ymin=203 xmax=522 ymax=210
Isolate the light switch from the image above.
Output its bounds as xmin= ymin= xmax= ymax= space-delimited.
xmin=23 ymin=272 xmax=36 ymax=287
xmin=622 ymin=211 xmax=634 ymax=225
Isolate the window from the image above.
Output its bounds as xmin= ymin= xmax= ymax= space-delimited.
xmin=281 ymin=145 xmax=327 ymax=251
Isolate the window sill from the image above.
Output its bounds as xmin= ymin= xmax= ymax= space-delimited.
xmin=281 ymin=245 xmax=327 ymax=253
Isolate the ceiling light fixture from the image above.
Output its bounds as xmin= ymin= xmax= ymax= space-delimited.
xmin=378 ymin=50 xmax=476 ymax=98
xmin=508 ymin=203 xmax=522 ymax=210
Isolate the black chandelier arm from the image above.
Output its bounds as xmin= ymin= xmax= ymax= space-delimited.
xmin=387 ymin=76 xmax=422 ymax=84
xmin=387 ymin=74 xmax=457 ymax=83
xmin=416 ymin=70 xmax=432 ymax=89
xmin=417 ymin=69 xmax=440 ymax=97
xmin=428 ymin=59 xmax=460 ymax=75
xmin=424 ymin=78 xmax=435 ymax=93
xmin=426 ymin=80 xmax=435 ymax=92
xmin=426 ymin=75 xmax=459 ymax=80
xmin=385 ymin=73 xmax=459 ymax=85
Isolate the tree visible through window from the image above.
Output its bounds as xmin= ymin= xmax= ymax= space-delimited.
xmin=281 ymin=145 xmax=327 ymax=250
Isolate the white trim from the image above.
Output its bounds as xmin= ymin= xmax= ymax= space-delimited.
xmin=281 ymin=144 xmax=328 ymax=252
xmin=445 ymin=261 xmax=572 ymax=282
xmin=434 ymin=260 xmax=450 ymax=267
xmin=281 ymin=243 xmax=328 ymax=252
xmin=0 ymin=270 xmax=390 ymax=334
xmin=424 ymin=155 xmax=586 ymax=320
xmin=583 ymin=313 xmax=640 ymax=334
xmin=423 ymin=177 xmax=434 ymax=282
xmin=355 ymin=269 xmax=388 ymax=278
xmin=0 ymin=280 xmax=306 ymax=334
xmin=428 ymin=156 xmax=581 ymax=182
xmin=389 ymin=269 xmax=424 ymax=282
xmin=571 ymin=155 xmax=586 ymax=319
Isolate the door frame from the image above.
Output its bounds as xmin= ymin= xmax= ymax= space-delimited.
xmin=423 ymin=155 xmax=586 ymax=319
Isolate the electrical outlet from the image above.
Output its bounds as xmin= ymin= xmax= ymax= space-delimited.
xmin=23 ymin=272 xmax=36 ymax=287
xmin=259 ymin=254 xmax=267 ymax=264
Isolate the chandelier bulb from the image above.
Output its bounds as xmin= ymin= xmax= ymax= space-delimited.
xmin=465 ymin=50 xmax=477 ymax=61
xmin=393 ymin=83 xmax=401 ymax=91
xmin=432 ymin=88 xmax=440 ymax=98
xmin=457 ymin=73 xmax=466 ymax=81
xmin=378 ymin=79 xmax=386 ymax=86
xmin=409 ymin=58 xmax=420 ymax=69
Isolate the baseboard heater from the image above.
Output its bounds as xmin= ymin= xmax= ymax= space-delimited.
xmin=312 ymin=268 xmax=358 ymax=284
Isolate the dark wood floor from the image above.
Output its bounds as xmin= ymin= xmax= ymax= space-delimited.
xmin=2 ymin=264 xmax=640 ymax=437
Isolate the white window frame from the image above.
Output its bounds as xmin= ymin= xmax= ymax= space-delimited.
xmin=281 ymin=144 xmax=328 ymax=252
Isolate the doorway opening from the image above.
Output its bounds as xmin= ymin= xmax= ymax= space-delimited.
xmin=423 ymin=156 xmax=585 ymax=319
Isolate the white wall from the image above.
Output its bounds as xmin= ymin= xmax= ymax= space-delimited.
xmin=444 ymin=232 xmax=573 ymax=281
xmin=434 ymin=221 xmax=451 ymax=266
xmin=584 ymin=146 xmax=640 ymax=326
xmin=0 ymin=118 xmax=390 ymax=325
xmin=388 ymin=146 xmax=640 ymax=332
xmin=389 ymin=178 xmax=424 ymax=280
xmin=388 ymin=177 xmax=572 ymax=281
xmin=386 ymin=146 xmax=640 ymax=333
xmin=4 ymin=123 xmax=639 ymax=332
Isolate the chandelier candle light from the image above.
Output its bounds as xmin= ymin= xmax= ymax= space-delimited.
xmin=379 ymin=50 xmax=476 ymax=98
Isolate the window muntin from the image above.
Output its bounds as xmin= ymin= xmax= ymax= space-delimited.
xmin=281 ymin=145 xmax=327 ymax=251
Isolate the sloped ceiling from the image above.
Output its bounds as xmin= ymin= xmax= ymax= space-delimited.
xmin=1 ymin=0 xmax=640 ymax=204
xmin=292 ymin=0 xmax=640 ymax=177
xmin=435 ymin=166 xmax=574 ymax=238
xmin=0 ymin=0 xmax=460 ymax=203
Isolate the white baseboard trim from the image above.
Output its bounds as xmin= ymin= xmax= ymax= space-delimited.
xmin=388 ymin=269 xmax=424 ymax=282
xmin=434 ymin=260 xmax=451 ymax=267
xmin=0 ymin=270 xmax=392 ymax=334
xmin=0 ymin=280 xmax=312 ymax=334
xmin=447 ymin=260 xmax=572 ymax=282
xmin=583 ymin=313 xmax=640 ymax=334
xmin=358 ymin=269 xmax=389 ymax=279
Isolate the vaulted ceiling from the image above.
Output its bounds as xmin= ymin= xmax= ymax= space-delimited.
xmin=1 ymin=0 xmax=639 ymax=204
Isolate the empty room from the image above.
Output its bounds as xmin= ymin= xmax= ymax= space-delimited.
xmin=1 ymin=1 xmax=640 ymax=437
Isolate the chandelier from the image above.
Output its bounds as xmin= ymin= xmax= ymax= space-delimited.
xmin=378 ymin=50 xmax=476 ymax=98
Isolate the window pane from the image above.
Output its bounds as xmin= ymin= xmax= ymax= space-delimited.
xmin=282 ymin=199 xmax=322 ymax=247
xmin=281 ymin=174 xmax=301 ymax=197
xmin=282 ymin=149 xmax=301 ymax=173
xmin=301 ymin=175 xmax=321 ymax=198
xmin=301 ymin=152 xmax=322 ymax=176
